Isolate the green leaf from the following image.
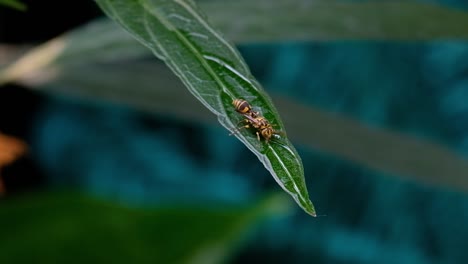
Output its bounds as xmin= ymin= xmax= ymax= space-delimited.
xmin=0 ymin=0 xmax=26 ymax=11
xmin=94 ymin=0 xmax=316 ymax=216
xmin=0 ymin=191 xmax=291 ymax=263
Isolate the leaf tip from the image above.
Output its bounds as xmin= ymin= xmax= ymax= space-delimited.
xmin=304 ymin=204 xmax=317 ymax=217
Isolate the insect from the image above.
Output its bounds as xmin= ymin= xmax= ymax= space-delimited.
xmin=232 ymin=99 xmax=282 ymax=143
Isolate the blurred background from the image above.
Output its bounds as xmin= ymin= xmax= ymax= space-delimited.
xmin=1 ymin=0 xmax=468 ymax=263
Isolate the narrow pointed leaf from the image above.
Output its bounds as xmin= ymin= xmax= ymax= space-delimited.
xmin=95 ymin=0 xmax=315 ymax=216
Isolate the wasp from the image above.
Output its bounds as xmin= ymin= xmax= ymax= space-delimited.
xmin=232 ymin=99 xmax=282 ymax=143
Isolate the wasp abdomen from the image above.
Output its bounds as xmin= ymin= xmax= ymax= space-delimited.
xmin=232 ymin=99 xmax=252 ymax=114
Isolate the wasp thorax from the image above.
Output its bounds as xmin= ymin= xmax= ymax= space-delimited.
xmin=261 ymin=128 xmax=273 ymax=142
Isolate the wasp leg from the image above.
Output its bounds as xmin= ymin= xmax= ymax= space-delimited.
xmin=229 ymin=123 xmax=250 ymax=136
xmin=256 ymin=131 xmax=261 ymax=141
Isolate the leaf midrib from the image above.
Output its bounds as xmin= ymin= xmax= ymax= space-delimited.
xmin=268 ymin=145 xmax=307 ymax=206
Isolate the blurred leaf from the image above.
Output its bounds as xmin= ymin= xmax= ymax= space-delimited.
xmin=0 ymin=19 xmax=148 ymax=85
xmin=39 ymin=62 xmax=468 ymax=193
xmin=3 ymin=0 xmax=468 ymax=83
xmin=0 ymin=0 xmax=26 ymax=11
xmin=95 ymin=0 xmax=316 ymax=216
xmin=0 ymin=132 xmax=27 ymax=195
xmin=202 ymin=0 xmax=468 ymax=41
xmin=0 ymin=191 xmax=291 ymax=264
xmin=274 ymin=97 xmax=468 ymax=193
xmin=0 ymin=132 xmax=27 ymax=169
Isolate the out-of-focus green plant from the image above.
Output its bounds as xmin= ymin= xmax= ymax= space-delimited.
xmin=0 ymin=0 xmax=26 ymax=11
xmin=0 ymin=192 xmax=291 ymax=264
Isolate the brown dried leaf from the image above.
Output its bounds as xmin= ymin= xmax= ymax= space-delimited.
xmin=0 ymin=132 xmax=27 ymax=195
xmin=0 ymin=132 xmax=27 ymax=168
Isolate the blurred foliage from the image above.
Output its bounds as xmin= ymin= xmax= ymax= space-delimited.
xmin=0 ymin=0 xmax=26 ymax=11
xmin=4 ymin=0 xmax=468 ymax=85
xmin=0 ymin=132 xmax=26 ymax=169
xmin=0 ymin=132 xmax=27 ymax=195
xmin=0 ymin=191 xmax=290 ymax=264
xmin=201 ymin=0 xmax=468 ymax=41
